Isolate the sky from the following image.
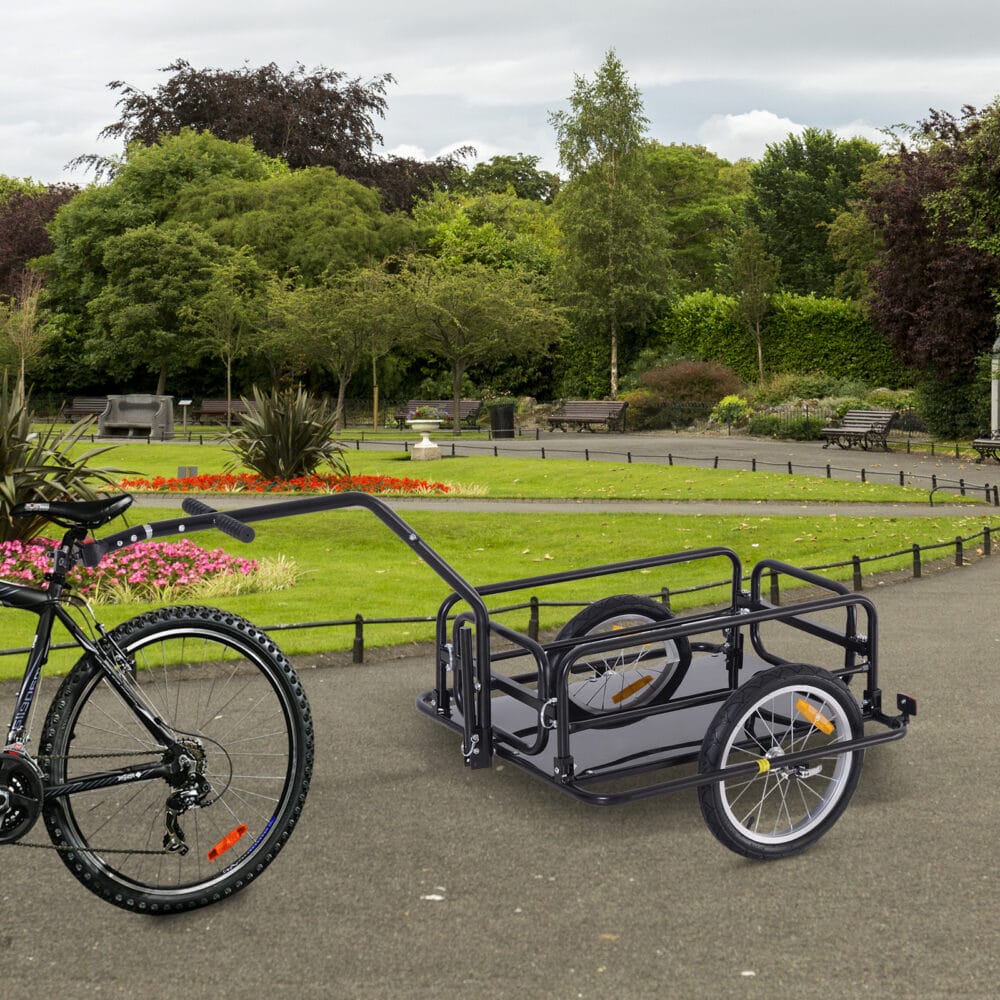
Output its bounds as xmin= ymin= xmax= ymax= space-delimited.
xmin=4 ymin=0 xmax=1000 ymax=185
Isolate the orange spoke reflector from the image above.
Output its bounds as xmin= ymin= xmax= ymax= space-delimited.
xmin=207 ymin=824 xmax=249 ymax=862
xmin=795 ymin=698 xmax=835 ymax=735
xmin=611 ymin=674 xmax=654 ymax=705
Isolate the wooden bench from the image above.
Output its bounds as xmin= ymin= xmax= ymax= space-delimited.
xmin=393 ymin=399 xmax=482 ymax=429
xmin=820 ymin=409 xmax=897 ymax=451
xmin=972 ymin=433 xmax=1000 ymax=463
xmin=196 ymin=399 xmax=255 ymax=424
xmin=62 ymin=397 xmax=108 ymax=422
xmin=548 ymin=400 xmax=628 ymax=433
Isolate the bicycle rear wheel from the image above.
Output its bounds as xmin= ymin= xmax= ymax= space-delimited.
xmin=40 ymin=606 xmax=313 ymax=914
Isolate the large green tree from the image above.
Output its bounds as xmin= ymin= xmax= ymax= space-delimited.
xmin=174 ymin=166 xmax=410 ymax=283
xmin=549 ymin=50 xmax=671 ymax=396
xmin=86 ymin=223 xmax=229 ymax=393
xmin=645 ymin=143 xmax=750 ymax=295
xmin=749 ymin=128 xmax=882 ymax=296
xmin=385 ymin=254 xmax=566 ymax=431
xmin=43 ymin=130 xmax=283 ymax=316
xmin=268 ymin=266 xmax=400 ymax=431
xmin=412 ymin=188 xmax=559 ymax=277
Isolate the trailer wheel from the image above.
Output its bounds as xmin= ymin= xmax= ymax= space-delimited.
xmin=698 ymin=663 xmax=863 ymax=859
xmin=553 ymin=595 xmax=691 ymax=718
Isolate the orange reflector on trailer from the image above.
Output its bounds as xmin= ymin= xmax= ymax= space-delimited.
xmin=611 ymin=675 xmax=654 ymax=704
xmin=207 ymin=824 xmax=249 ymax=862
xmin=795 ymin=698 xmax=835 ymax=735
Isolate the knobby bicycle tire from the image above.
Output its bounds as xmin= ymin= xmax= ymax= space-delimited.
xmin=40 ymin=606 xmax=313 ymax=914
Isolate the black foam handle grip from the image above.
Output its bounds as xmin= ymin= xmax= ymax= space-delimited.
xmin=215 ymin=513 xmax=255 ymax=544
xmin=182 ymin=497 xmax=216 ymax=515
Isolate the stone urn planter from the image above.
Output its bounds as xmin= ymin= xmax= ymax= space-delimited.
xmin=406 ymin=419 xmax=442 ymax=460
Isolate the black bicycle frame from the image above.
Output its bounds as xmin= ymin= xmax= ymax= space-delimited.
xmin=2 ymin=580 xmax=190 ymax=796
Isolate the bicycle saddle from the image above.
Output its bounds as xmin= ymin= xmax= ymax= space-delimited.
xmin=11 ymin=494 xmax=134 ymax=529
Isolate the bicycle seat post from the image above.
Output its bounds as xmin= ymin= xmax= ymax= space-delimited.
xmin=46 ymin=525 xmax=86 ymax=597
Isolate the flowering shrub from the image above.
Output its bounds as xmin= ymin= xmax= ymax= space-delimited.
xmin=0 ymin=537 xmax=261 ymax=604
xmin=710 ymin=395 xmax=754 ymax=429
xmin=410 ymin=405 xmax=446 ymax=420
xmin=117 ymin=472 xmax=452 ymax=495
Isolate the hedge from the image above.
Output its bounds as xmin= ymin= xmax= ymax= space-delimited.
xmin=657 ymin=291 xmax=908 ymax=387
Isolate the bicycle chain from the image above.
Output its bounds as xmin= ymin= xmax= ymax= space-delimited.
xmin=9 ymin=750 xmax=173 ymax=855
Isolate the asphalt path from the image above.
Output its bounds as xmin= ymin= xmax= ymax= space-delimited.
xmin=2 ymin=433 xmax=999 ymax=998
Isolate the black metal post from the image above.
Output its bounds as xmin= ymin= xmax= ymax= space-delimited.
xmin=353 ymin=614 xmax=364 ymax=663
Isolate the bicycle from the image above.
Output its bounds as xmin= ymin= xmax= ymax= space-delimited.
xmin=0 ymin=493 xmax=313 ymax=914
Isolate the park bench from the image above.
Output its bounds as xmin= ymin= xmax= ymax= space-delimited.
xmin=62 ymin=397 xmax=108 ymax=422
xmin=196 ymin=398 xmax=255 ymax=424
xmin=393 ymin=399 xmax=483 ymax=429
xmin=97 ymin=394 xmax=174 ymax=440
xmin=971 ymin=432 xmax=1000 ymax=463
xmin=819 ymin=409 xmax=897 ymax=451
xmin=548 ymin=400 xmax=628 ymax=433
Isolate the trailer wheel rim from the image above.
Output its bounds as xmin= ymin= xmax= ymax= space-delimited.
xmin=717 ymin=682 xmax=855 ymax=845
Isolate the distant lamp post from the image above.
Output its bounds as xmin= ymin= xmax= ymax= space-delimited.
xmin=992 ymin=323 xmax=1000 ymax=437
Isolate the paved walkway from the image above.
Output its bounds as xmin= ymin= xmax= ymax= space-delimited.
xmin=4 ymin=431 xmax=998 ymax=998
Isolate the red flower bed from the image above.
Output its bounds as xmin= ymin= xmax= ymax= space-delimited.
xmin=118 ymin=472 xmax=452 ymax=495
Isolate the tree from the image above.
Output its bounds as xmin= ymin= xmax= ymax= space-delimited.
xmin=77 ymin=60 xmax=393 ymax=178
xmin=43 ymin=130 xmax=283 ymax=318
xmin=863 ymin=108 xmax=1000 ymax=381
xmin=386 ymin=254 xmax=566 ymax=431
xmin=0 ymin=183 xmax=78 ymax=298
xmin=716 ymin=223 xmax=780 ymax=380
xmin=644 ymin=143 xmax=750 ymax=295
xmin=181 ymin=248 xmax=265 ymax=425
xmin=86 ymin=223 xmax=228 ymax=394
xmin=412 ymin=188 xmax=560 ymax=277
xmin=454 ymin=154 xmax=560 ymax=203
xmin=549 ymin=50 xmax=671 ymax=396
xmin=174 ymin=165 xmax=411 ymax=283
xmin=268 ymin=267 xmax=399 ymax=431
xmin=77 ymin=60 xmax=468 ymax=212
xmin=827 ymin=193 xmax=882 ymax=300
xmin=750 ymin=128 xmax=882 ymax=296
xmin=0 ymin=270 xmax=51 ymax=405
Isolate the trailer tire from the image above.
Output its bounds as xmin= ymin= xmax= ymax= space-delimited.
xmin=698 ymin=663 xmax=863 ymax=859
xmin=553 ymin=595 xmax=691 ymax=719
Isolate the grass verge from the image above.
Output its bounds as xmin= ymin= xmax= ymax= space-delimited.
xmin=1 ymin=503 xmax=995 ymax=680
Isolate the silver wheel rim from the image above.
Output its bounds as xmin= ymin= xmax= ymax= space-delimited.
xmin=718 ymin=682 xmax=855 ymax=845
xmin=567 ymin=613 xmax=682 ymax=714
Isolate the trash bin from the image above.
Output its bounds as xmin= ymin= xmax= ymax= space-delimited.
xmin=489 ymin=403 xmax=516 ymax=439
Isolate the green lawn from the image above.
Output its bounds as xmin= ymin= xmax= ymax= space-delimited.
xmin=79 ymin=438 xmax=957 ymax=503
xmin=0 ymin=437 xmax=989 ymax=680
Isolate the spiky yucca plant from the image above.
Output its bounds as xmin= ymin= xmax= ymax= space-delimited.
xmin=225 ymin=386 xmax=349 ymax=481
xmin=0 ymin=384 xmax=122 ymax=542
